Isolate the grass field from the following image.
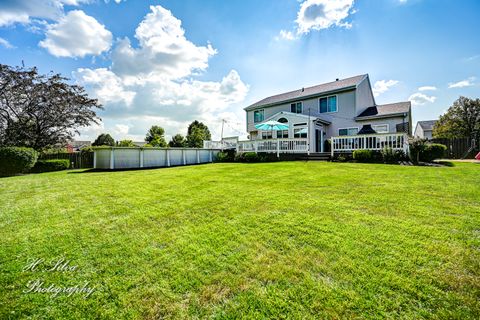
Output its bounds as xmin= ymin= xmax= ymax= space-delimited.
xmin=0 ymin=162 xmax=479 ymax=319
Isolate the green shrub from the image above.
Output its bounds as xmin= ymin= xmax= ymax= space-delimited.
xmin=0 ymin=147 xmax=38 ymax=176
xmin=408 ymin=138 xmax=427 ymax=163
xmin=243 ymin=152 xmax=259 ymax=163
xmin=215 ymin=151 xmax=235 ymax=162
xmin=381 ymin=147 xmax=407 ymax=164
xmin=422 ymin=144 xmax=447 ymax=162
xmin=353 ymin=149 xmax=372 ymax=162
xmin=234 ymin=152 xmax=261 ymax=163
xmin=31 ymin=159 xmax=70 ymax=173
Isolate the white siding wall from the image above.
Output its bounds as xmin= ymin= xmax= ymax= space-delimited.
xmin=355 ymin=76 xmax=376 ymax=115
xmin=246 ymin=89 xmax=359 ymax=139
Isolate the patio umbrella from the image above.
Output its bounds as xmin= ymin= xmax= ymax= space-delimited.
xmin=255 ymin=120 xmax=289 ymax=131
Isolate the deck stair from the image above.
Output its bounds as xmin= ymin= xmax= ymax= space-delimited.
xmin=298 ymin=152 xmax=331 ymax=161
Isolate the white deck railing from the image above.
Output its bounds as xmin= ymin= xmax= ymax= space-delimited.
xmin=331 ymin=133 xmax=408 ymax=156
xmin=237 ymin=138 xmax=308 ymax=155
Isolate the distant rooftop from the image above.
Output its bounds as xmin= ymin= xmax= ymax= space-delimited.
xmin=417 ymin=120 xmax=437 ymax=131
xmin=244 ymin=74 xmax=368 ymax=110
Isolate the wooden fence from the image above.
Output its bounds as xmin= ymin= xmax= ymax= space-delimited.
xmin=39 ymin=152 xmax=94 ymax=169
xmin=430 ymin=137 xmax=477 ymax=159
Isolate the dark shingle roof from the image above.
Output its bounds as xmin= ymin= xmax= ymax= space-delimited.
xmin=357 ymin=102 xmax=411 ymax=118
xmin=417 ymin=120 xmax=437 ymax=131
xmin=244 ymin=74 xmax=367 ymax=110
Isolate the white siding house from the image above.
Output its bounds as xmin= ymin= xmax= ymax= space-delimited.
xmin=241 ymin=74 xmax=411 ymax=154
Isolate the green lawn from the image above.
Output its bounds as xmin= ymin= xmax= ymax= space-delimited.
xmin=1 ymin=162 xmax=479 ymax=319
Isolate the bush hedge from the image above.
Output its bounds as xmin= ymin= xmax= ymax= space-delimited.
xmin=0 ymin=147 xmax=38 ymax=176
xmin=215 ymin=150 xmax=235 ymax=162
xmin=353 ymin=149 xmax=373 ymax=162
xmin=422 ymin=144 xmax=447 ymax=162
xmin=381 ymin=147 xmax=407 ymax=164
xmin=31 ymin=159 xmax=70 ymax=173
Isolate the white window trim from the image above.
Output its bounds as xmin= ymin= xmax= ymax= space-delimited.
xmin=338 ymin=127 xmax=359 ymax=136
xmin=253 ymin=109 xmax=264 ymax=123
xmin=371 ymin=124 xmax=389 ymax=133
xmin=290 ymin=101 xmax=303 ymax=114
xmin=261 ymin=131 xmax=273 ymax=139
xmin=318 ymin=95 xmax=338 ymax=114
xmin=293 ymin=127 xmax=308 ymax=138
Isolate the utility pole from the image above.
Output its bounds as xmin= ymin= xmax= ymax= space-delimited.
xmin=221 ymin=119 xmax=225 ymax=141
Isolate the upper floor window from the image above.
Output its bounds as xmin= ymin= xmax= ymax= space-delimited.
xmin=339 ymin=128 xmax=358 ymax=136
xmin=372 ymin=124 xmax=389 ymax=133
xmin=254 ymin=109 xmax=264 ymax=123
xmin=290 ymin=102 xmax=302 ymax=113
xmin=319 ymin=96 xmax=337 ymax=113
xmin=277 ymin=130 xmax=289 ymax=138
xmin=278 ymin=117 xmax=288 ymax=123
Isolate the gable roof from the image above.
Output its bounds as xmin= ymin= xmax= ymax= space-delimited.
xmin=417 ymin=120 xmax=437 ymax=131
xmin=244 ymin=74 xmax=368 ymax=111
xmin=356 ymin=102 xmax=411 ymax=119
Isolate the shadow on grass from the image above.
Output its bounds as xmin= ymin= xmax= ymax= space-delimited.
xmin=67 ymin=163 xmax=213 ymax=174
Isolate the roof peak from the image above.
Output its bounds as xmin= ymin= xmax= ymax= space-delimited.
xmin=245 ymin=74 xmax=368 ymax=110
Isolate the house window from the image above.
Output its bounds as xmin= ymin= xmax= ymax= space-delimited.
xmin=254 ymin=109 xmax=264 ymax=123
xmin=372 ymin=124 xmax=389 ymax=133
xmin=261 ymin=131 xmax=272 ymax=139
xmin=277 ymin=130 xmax=288 ymax=138
xmin=278 ymin=117 xmax=288 ymax=123
xmin=339 ymin=128 xmax=358 ymax=136
xmin=294 ymin=128 xmax=308 ymax=138
xmin=319 ymin=96 xmax=337 ymax=113
xmin=290 ymin=102 xmax=302 ymax=114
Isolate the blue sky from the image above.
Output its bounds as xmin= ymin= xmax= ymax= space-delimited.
xmin=1 ymin=0 xmax=479 ymax=141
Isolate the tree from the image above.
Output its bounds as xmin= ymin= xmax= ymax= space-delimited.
xmin=0 ymin=64 xmax=102 ymax=150
xmin=117 ymin=139 xmax=135 ymax=147
xmin=168 ymin=134 xmax=187 ymax=147
xmin=145 ymin=125 xmax=167 ymax=147
xmin=433 ymin=96 xmax=480 ymax=140
xmin=92 ymin=133 xmax=115 ymax=146
xmin=186 ymin=120 xmax=211 ymax=148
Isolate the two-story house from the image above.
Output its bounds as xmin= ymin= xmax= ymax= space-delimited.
xmin=244 ymin=74 xmax=411 ymax=153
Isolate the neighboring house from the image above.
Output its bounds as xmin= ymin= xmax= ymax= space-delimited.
xmin=67 ymin=140 xmax=91 ymax=151
xmin=414 ymin=120 xmax=437 ymax=139
xmin=244 ymin=74 xmax=412 ymax=152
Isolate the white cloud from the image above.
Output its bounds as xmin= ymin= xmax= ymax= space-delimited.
xmin=276 ymin=30 xmax=296 ymax=41
xmin=296 ymin=0 xmax=355 ymax=34
xmin=39 ymin=10 xmax=112 ymax=58
xmin=418 ymin=86 xmax=437 ymax=91
xmin=113 ymin=124 xmax=129 ymax=136
xmin=448 ymin=77 xmax=476 ymax=88
xmin=0 ymin=0 xmax=91 ymax=26
xmin=111 ymin=5 xmax=216 ymax=81
xmin=372 ymin=79 xmax=399 ymax=97
xmin=0 ymin=37 xmax=14 ymax=49
xmin=75 ymin=68 xmax=136 ymax=105
xmin=408 ymin=92 xmax=437 ymax=106
xmin=75 ymin=5 xmax=249 ymax=141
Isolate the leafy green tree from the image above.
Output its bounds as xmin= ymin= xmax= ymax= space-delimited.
xmin=0 ymin=64 xmax=101 ymax=150
xmin=168 ymin=134 xmax=187 ymax=147
xmin=117 ymin=139 xmax=135 ymax=147
xmin=186 ymin=120 xmax=211 ymax=148
xmin=145 ymin=125 xmax=167 ymax=147
xmin=92 ymin=133 xmax=115 ymax=146
xmin=433 ymin=96 xmax=480 ymax=140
